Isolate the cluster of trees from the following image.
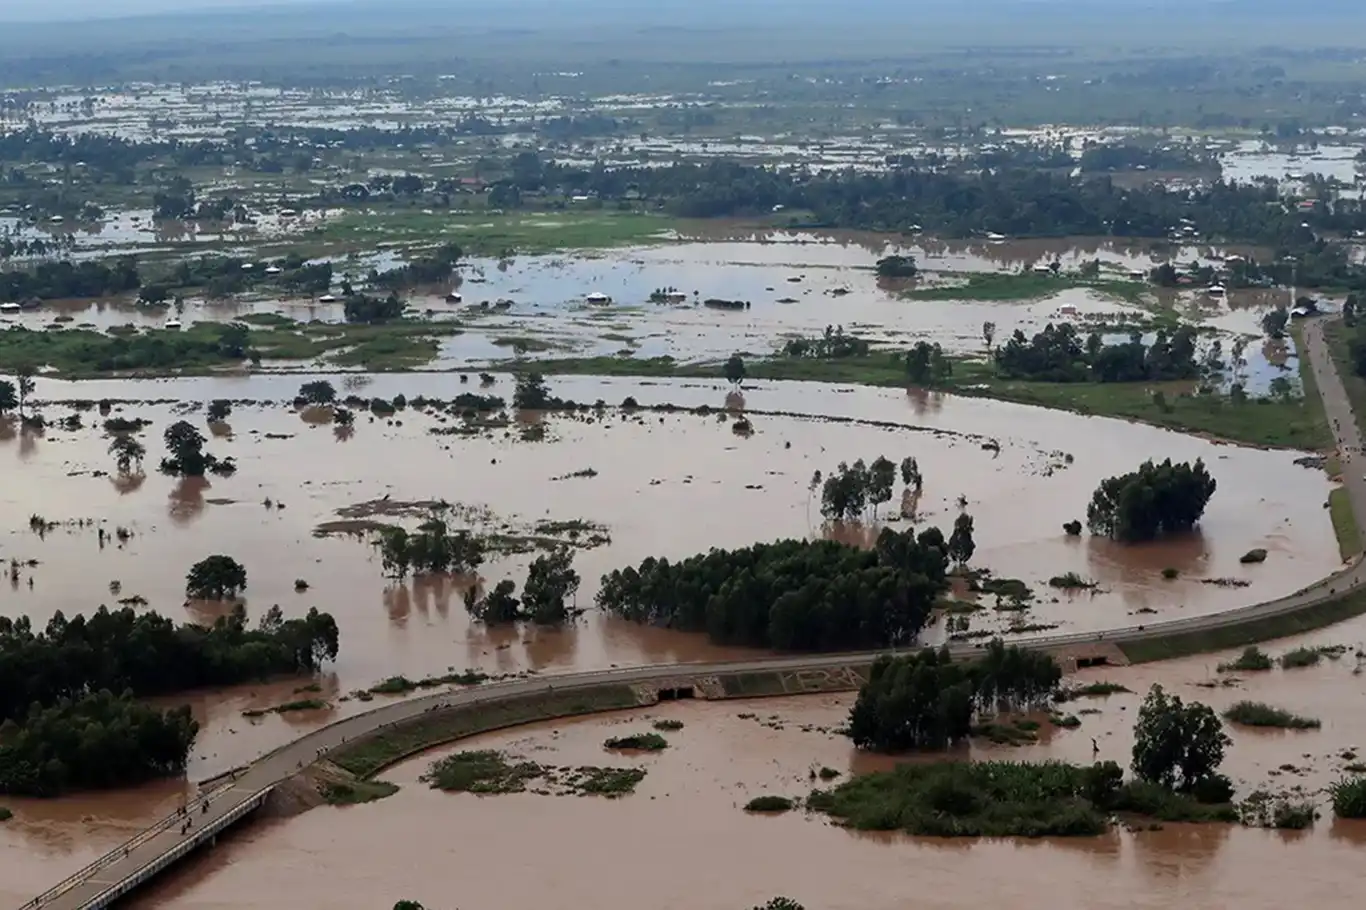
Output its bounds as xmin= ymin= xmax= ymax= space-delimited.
xmin=464 ymin=550 xmax=582 ymax=625
xmin=905 ymin=341 xmax=953 ymax=384
xmin=4 ymin=322 xmax=251 ymax=374
xmin=0 ymin=257 xmax=140 ymax=302
xmin=817 ymin=456 xmax=925 ymax=522
xmin=368 ymin=243 xmax=462 ymax=290
xmin=875 ymin=255 xmax=918 ymax=278
xmin=378 ymin=516 xmax=485 ymax=579
xmin=782 ymin=325 xmax=870 ymax=359
xmin=596 ymin=526 xmax=950 ymax=651
xmin=0 ymin=690 xmax=198 ymax=796
xmin=517 ymin=158 xmax=1365 ymax=248
xmin=343 ymin=291 xmax=406 ymax=324
xmin=994 ymin=323 xmax=1200 ymax=383
xmin=847 ymin=642 xmax=1063 ymax=750
xmin=186 ymin=555 xmax=248 ymax=599
xmin=1087 ymin=459 xmax=1217 ymax=542
xmin=0 ymin=605 xmax=340 ymax=725
xmin=1131 ymin=685 xmax=1231 ymax=798
xmin=161 ymin=420 xmax=234 ymax=477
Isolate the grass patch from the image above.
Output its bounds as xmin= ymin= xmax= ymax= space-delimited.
xmin=902 ymin=272 xmax=1147 ymax=303
xmin=1049 ymin=713 xmax=1082 ymax=728
xmin=1330 ymin=776 xmax=1366 ymax=818
xmin=1048 ymin=572 xmax=1096 ymax=590
xmin=1329 ymin=487 xmax=1361 ymax=561
xmin=241 ymin=698 xmax=328 ymax=718
xmin=1055 ymin=682 xmax=1132 ymax=702
xmin=318 ymin=209 xmax=685 ymax=255
xmin=603 ymin=732 xmax=669 ymax=751
xmin=329 ymin=333 xmax=445 ymax=369
xmin=365 ymin=670 xmax=491 ymax=696
xmin=1279 ymin=646 xmax=1323 ymax=669
xmin=1323 ymin=320 xmax=1366 ymax=442
xmin=319 ymin=779 xmax=400 ymax=805
xmin=744 ymin=795 xmax=796 ymax=812
xmin=818 ymin=766 xmax=842 ymax=780
xmin=1118 ymin=588 xmax=1366 ymax=663
xmin=422 ymin=750 xmax=544 ymax=794
xmin=970 ymin=720 xmax=1038 ymax=745
xmin=652 ymin=719 xmax=685 ymax=731
xmin=1217 ymin=646 xmax=1275 ymax=673
xmin=1223 ymin=700 xmax=1321 ymax=729
xmin=329 ymin=685 xmax=640 ymax=779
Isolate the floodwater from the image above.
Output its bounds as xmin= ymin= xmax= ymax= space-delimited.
xmin=0 ymin=374 xmax=1340 ymax=788
xmin=51 ymin=617 xmax=1366 ymax=910
xmin=3 ymin=231 xmax=1284 ymax=369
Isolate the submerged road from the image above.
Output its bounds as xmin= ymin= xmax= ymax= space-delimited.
xmin=20 ymin=316 xmax=1366 ymax=910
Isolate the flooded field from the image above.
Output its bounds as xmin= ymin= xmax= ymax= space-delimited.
xmin=0 ymin=374 xmax=1340 ymax=789
xmin=13 ymin=617 xmax=1357 ymax=910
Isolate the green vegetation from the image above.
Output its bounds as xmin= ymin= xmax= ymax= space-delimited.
xmin=1120 ymin=588 xmax=1366 ymax=663
xmin=995 ymin=322 xmax=1198 ymax=383
xmin=652 ymin=719 xmax=685 ymax=731
xmin=1130 ymin=685 xmax=1230 ymax=796
xmin=1330 ymin=777 xmax=1366 ymax=819
xmin=320 ymin=210 xmax=680 ymax=255
xmin=466 ymin=549 xmax=583 ymax=625
xmin=0 ymin=690 xmax=198 ymax=797
xmin=1239 ymin=793 xmax=1317 ymax=830
xmin=597 ymin=525 xmax=950 ymax=651
xmin=0 ymin=807 xmax=11 ymax=821
xmin=1217 ymin=647 xmax=1275 ymax=672
xmin=1279 ymin=646 xmax=1323 ymax=669
xmin=0 ymin=605 xmax=339 ymax=724
xmin=242 ymin=698 xmax=328 ymax=718
xmin=378 ymin=515 xmax=484 ymax=580
xmin=848 ymin=641 xmax=1061 ymax=751
xmin=1048 ymin=572 xmax=1096 ymax=590
xmin=1223 ymin=701 xmax=1321 ymax=729
xmin=319 ymin=779 xmax=400 ymax=806
xmin=1329 ymin=487 xmax=1361 ymax=561
xmin=1087 ymin=459 xmax=1217 ymax=542
xmin=329 ymin=686 xmax=640 ymax=779
xmin=185 ymin=554 xmax=247 ymax=599
xmin=1056 ymin=681 xmax=1132 ymax=702
xmin=420 ymin=749 xmax=648 ymax=798
xmin=603 ymin=732 xmax=668 ymax=751
xmin=906 ymin=272 xmax=1145 ymax=304
xmin=744 ymin=795 xmax=796 ymax=812
xmin=365 ymin=670 xmax=490 ymax=696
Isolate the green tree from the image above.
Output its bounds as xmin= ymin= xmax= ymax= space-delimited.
xmin=982 ymin=320 xmax=996 ymax=354
xmin=465 ymin=579 xmax=522 ymax=624
xmin=15 ymin=366 xmax=35 ymax=417
xmin=522 ymin=549 xmax=582 ymax=624
xmin=875 ymin=255 xmax=917 ymax=278
xmin=513 ymin=373 xmax=552 ymax=409
xmin=298 ymin=380 xmax=336 ymax=405
xmin=754 ymin=901 xmax=804 ymax=910
xmin=0 ymin=380 xmax=15 ymax=414
xmin=723 ymin=353 xmax=746 ymax=386
xmin=161 ymin=420 xmax=208 ymax=476
xmin=206 ymin=399 xmax=232 ymax=422
xmin=905 ymin=341 xmax=951 ymax=385
xmin=821 ymin=460 xmax=870 ymax=522
xmin=185 ymin=555 xmax=248 ymax=599
xmin=1261 ymin=306 xmax=1289 ymax=339
xmin=1087 ymin=459 xmax=1217 ymax=542
xmin=867 ymin=456 xmax=896 ymax=518
xmin=108 ymin=434 xmax=145 ymax=474
xmin=1131 ymin=684 xmax=1230 ymax=792
xmin=899 ymin=456 xmax=922 ymax=492
xmin=947 ymin=513 xmax=975 ymax=567
xmin=378 ymin=528 xmax=411 ymax=579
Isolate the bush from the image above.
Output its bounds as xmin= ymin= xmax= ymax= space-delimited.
xmin=1239 ymin=548 xmax=1268 ymax=564
xmin=1217 ymin=646 xmax=1273 ymax=672
xmin=1331 ymin=777 xmax=1366 ymax=818
xmin=603 ymin=732 xmax=668 ymax=751
xmin=1223 ymin=701 xmax=1321 ymax=729
xmin=744 ymin=795 xmax=796 ymax=812
xmin=652 ymin=719 xmax=685 ymax=731
xmin=1279 ymin=647 xmax=1322 ymax=669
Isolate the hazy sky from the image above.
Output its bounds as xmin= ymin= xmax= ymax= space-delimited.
xmin=0 ymin=0 xmax=326 ymax=21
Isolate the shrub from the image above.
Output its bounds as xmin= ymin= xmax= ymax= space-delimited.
xmin=1330 ymin=777 xmax=1366 ymax=818
xmin=603 ymin=732 xmax=668 ymax=751
xmin=652 ymin=719 xmax=684 ymax=731
xmin=1279 ymin=647 xmax=1322 ymax=669
xmin=744 ymin=795 xmax=796 ymax=812
xmin=1223 ymin=701 xmax=1320 ymax=729
xmin=1217 ymin=646 xmax=1273 ymax=672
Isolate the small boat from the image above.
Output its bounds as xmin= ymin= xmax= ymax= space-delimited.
xmin=318 ymin=294 xmax=339 ymax=303
xmin=585 ymin=291 xmax=611 ymax=304
xmin=0 ymin=302 xmax=21 ymax=315
xmin=164 ymin=318 xmax=183 ymax=330
xmin=985 ymin=232 xmax=1007 ymax=242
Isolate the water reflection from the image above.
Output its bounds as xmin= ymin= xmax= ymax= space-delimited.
xmin=168 ymin=475 xmax=210 ymax=525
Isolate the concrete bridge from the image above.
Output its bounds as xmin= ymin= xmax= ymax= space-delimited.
xmin=17 ymin=317 xmax=1366 ymax=909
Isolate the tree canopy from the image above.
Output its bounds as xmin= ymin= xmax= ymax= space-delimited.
xmin=1086 ymin=459 xmax=1217 ymax=542
xmin=596 ymin=526 xmax=950 ymax=650
xmin=186 ymin=555 xmax=248 ymax=599
xmin=1131 ymin=684 xmax=1230 ymax=794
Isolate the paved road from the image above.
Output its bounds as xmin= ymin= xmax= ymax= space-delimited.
xmin=22 ymin=316 xmax=1366 ymax=910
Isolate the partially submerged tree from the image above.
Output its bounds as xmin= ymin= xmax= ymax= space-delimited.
xmin=723 ymin=353 xmax=747 ymax=386
xmin=298 ymin=380 xmax=337 ymax=405
xmin=1087 ymin=458 xmax=1217 ymax=542
xmin=109 ymin=434 xmax=146 ymax=474
xmin=185 ymin=555 xmax=248 ymax=599
xmin=0 ymin=380 xmax=16 ymax=414
xmin=513 ymin=372 xmax=552 ymax=409
xmin=206 ymin=399 xmax=232 ymax=422
xmin=899 ymin=456 xmax=922 ymax=493
xmin=161 ymin=420 xmax=208 ymax=476
xmin=465 ymin=579 xmax=523 ymax=624
xmin=867 ymin=456 xmax=896 ymax=518
xmin=521 ymin=549 xmax=582 ymax=624
xmin=947 ymin=513 xmax=976 ymax=567
xmin=378 ymin=516 xmax=484 ymax=579
xmin=1131 ymin=684 xmax=1230 ymax=793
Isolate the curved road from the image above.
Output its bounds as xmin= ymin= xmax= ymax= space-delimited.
xmin=21 ymin=316 xmax=1366 ymax=910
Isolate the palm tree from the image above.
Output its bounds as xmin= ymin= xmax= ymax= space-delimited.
xmin=108 ymin=435 xmax=146 ymax=474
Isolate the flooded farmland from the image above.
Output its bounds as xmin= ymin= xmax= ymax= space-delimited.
xmin=27 ymin=618 xmax=1358 ymax=910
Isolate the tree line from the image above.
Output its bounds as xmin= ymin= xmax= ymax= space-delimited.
xmin=848 ymin=642 xmax=1063 ymax=750
xmin=0 ymin=604 xmax=340 ymax=725
xmin=596 ymin=526 xmax=951 ymax=651
xmin=993 ymin=322 xmax=1201 ymax=383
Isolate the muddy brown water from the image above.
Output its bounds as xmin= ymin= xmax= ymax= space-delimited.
xmin=0 ymin=373 xmax=1346 ymax=903
xmin=59 ymin=623 xmax=1366 ymax=910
